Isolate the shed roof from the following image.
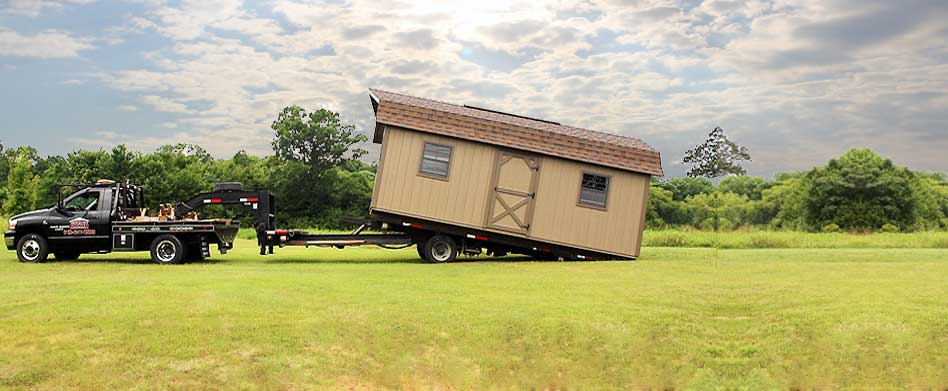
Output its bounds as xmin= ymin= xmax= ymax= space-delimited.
xmin=369 ymin=89 xmax=663 ymax=176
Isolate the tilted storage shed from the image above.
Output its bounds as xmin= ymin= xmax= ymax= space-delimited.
xmin=368 ymin=89 xmax=663 ymax=259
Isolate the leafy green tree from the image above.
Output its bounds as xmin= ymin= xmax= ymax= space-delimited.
xmin=271 ymin=106 xmax=368 ymax=176
xmin=270 ymin=106 xmax=371 ymax=227
xmin=135 ymin=144 xmax=213 ymax=207
xmin=104 ymin=144 xmax=137 ymax=181
xmin=911 ymin=174 xmax=948 ymax=230
xmin=35 ymin=156 xmax=69 ymax=207
xmin=717 ymin=175 xmax=772 ymax=200
xmin=3 ymin=150 xmax=40 ymax=215
xmin=689 ymin=192 xmax=750 ymax=230
xmin=655 ymin=177 xmax=714 ymax=201
xmin=759 ymin=175 xmax=807 ymax=229
xmin=683 ymin=127 xmax=751 ymax=178
xmin=318 ymin=163 xmax=376 ymax=227
xmin=646 ymin=185 xmax=692 ymax=226
xmin=802 ymin=149 xmax=916 ymax=231
xmin=0 ymin=140 xmax=7 ymax=205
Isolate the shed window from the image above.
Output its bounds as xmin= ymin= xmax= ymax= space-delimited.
xmin=419 ymin=142 xmax=452 ymax=179
xmin=579 ymin=173 xmax=609 ymax=209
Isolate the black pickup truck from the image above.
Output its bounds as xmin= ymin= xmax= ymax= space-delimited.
xmin=4 ymin=181 xmax=272 ymax=264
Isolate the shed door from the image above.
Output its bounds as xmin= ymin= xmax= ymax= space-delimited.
xmin=486 ymin=150 xmax=541 ymax=235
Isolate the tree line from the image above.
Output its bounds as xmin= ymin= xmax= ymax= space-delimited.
xmin=0 ymin=106 xmax=374 ymax=228
xmin=1 ymin=109 xmax=946 ymax=232
xmin=648 ymin=149 xmax=948 ymax=232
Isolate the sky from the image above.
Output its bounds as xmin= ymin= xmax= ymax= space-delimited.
xmin=0 ymin=0 xmax=946 ymax=177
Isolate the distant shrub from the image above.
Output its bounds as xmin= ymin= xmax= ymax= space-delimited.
xmin=933 ymin=237 xmax=948 ymax=249
xmin=699 ymin=217 xmax=735 ymax=231
xmin=645 ymin=232 xmax=688 ymax=247
xmin=822 ymin=223 xmax=841 ymax=233
xmin=881 ymin=223 xmax=900 ymax=233
xmin=748 ymin=235 xmax=791 ymax=249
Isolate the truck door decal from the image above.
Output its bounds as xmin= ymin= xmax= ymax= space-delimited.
xmin=64 ymin=217 xmax=96 ymax=236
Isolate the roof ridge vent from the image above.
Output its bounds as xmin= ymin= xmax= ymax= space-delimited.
xmin=463 ymin=105 xmax=561 ymax=125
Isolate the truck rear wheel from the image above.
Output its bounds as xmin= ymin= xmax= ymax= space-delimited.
xmin=150 ymin=235 xmax=187 ymax=264
xmin=17 ymin=234 xmax=49 ymax=263
xmin=423 ymin=235 xmax=457 ymax=263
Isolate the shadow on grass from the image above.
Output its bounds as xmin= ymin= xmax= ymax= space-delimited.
xmin=264 ymin=255 xmax=548 ymax=264
xmin=264 ymin=257 xmax=425 ymax=265
xmin=52 ymin=257 xmax=226 ymax=265
xmin=264 ymin=255 xmax=630 ymax=264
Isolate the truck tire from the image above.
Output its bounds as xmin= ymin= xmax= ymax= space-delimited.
xmin=150 ymin=235 xmax=187 ymax=264
xmin=423 ymin=235 xmax=457 ymax=263
xmin=17 ymin=234 xmax=49 ymax=263
xmin=54 ymin=251 xmax=81 ymax=261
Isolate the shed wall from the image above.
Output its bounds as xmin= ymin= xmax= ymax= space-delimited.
xmin=371 ymin=126 xmax=650 ymax=258
xmin=371 ymin=126 xmax=496 ymax=227
xmin=529 ymin=159 xmax=650 ymax=257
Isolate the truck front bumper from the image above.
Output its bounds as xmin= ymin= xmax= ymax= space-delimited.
xmin=4 ymin=231 xmax=15 ymax=250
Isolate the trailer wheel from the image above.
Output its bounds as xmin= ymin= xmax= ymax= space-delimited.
xmin=17 ymin=234 xmax=49 ymax=263
xmin=423 ymin=235 xmax=457 ymax=263
xmin=150 ymin=235 xmax=187 ymax=264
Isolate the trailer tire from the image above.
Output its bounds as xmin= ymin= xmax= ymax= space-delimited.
xmin=150 ymin=235 xmax=187 ymax=265
xmin=17 ymin=234 xmax=49 ymax=263
xmin=423 ymin=235 xmax=457 ymax=263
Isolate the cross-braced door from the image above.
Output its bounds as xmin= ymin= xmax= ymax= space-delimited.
xmin=486 ymin=150 xmax=540 ymax=234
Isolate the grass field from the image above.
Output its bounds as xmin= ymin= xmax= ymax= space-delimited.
xmin=1 ymin=238 xmax=947 ymax=390
xmin=643 ymin=229 xmax=948 ymax=249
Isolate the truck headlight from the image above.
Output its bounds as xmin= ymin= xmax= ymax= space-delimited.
xmin=7 ymin=219 xmax=15 ymax=230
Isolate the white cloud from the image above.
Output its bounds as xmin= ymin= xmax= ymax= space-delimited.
xmin=61 ymin=79 xmax=83 ymax=85
xmin=2 ymin=0 xmax=96 ymax=17
xmin=0 ymin=28 xmax=94 ymax=58
xmin=82 ymin=0 xmax=948 ymax=175
xmin=140 ymin=95 xmax=192 ymax=113
xmin=117 ymin=105 xmax=139 ymax=111
xmin=95 ymin=130 xmax=118 ymax=139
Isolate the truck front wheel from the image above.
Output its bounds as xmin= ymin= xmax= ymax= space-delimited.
xmin=150 ymin=235 xmax=187 ymax=264
xmin=17 ymin=234 xmax=49 ymax=263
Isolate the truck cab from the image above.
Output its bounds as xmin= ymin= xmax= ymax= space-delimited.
xmin=6 ymin=180 xmax=242 ymax=264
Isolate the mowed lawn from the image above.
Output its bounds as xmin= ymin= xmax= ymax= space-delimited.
xmin=1 ymin=240 xmax=947 ymax=390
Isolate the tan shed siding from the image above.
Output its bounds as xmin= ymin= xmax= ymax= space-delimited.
xmin=372 ymin=126 xmax=495 ymax=226
xmin=373 ymin=125 xmax=650 ymax=258
xmin=530 ymin=159 xmax=649 ymax=257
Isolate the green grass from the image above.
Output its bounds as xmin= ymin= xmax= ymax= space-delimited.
xmin=644 ymin=229 xmax=948 ymax=249
xmin=1 ymin=240 xmax=946 ymax=390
